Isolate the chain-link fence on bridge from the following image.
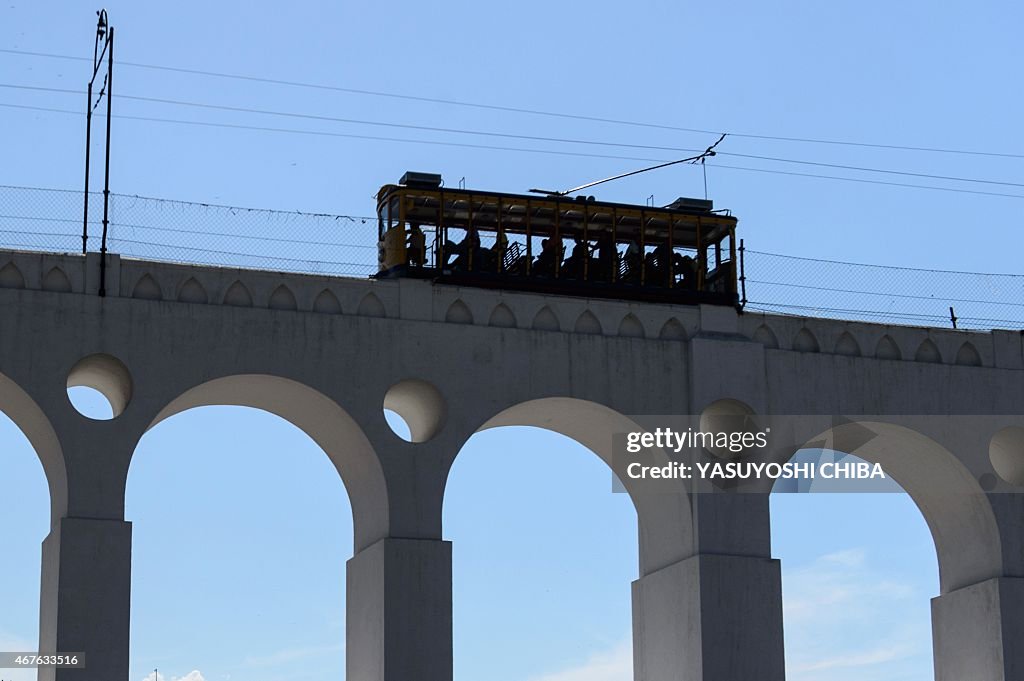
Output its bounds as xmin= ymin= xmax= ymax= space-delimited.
xmin=742 ymin=250 xmax=1024 ymax=331
xmin=1 ymin=184 xmax=379 ymax=277
xmin=2 ymin=184 xmax=1022 ymax=331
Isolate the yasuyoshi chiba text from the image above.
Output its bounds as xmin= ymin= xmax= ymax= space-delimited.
xmin=625 ymin=460 xmax=886 ymax=481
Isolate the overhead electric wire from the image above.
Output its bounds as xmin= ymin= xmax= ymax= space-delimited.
xmin=3 ymin=82 xmax=1023 ymax=191
xmin=721 ymin=151 xmax=1024 ymax=189
xmin=0 ymin=102 xmax=670 ymax=164
xmin=709 ymin=164 xmax=1024 ymax=200
xmin=4 ymin=101 xmax=1024 ymax=201
xmin=0 ymin=81 xmax=706 ymax=154
xmin=3 ymin=46 xmax=1023 ymax=160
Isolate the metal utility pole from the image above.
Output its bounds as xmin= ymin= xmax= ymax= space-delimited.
xmin=82 ymin=9 xmax=114 ymax=296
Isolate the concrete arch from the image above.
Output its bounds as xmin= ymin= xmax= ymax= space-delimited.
xmin=132 ymin=274 xmax=162 ymax=301
xmin=268 ymin=284 xmax=298 ymax=311
xmin=445 ymin=299 xmax=473 ymax=324
xmin=223 ymin=281 xmax=253 ymax=307
xmin=357 ymin=292 xmax=386 ymax=317
xmin=0 ymin=371 xmax=68 ymax=528
xmin=955 ymin=342 xmax=982 ymax=367
xmin=142 ymin=374 xmax=389 ymax=552
xmin=0 ymin=261 xmax=26 ymax=288
xmin=875 ymin=334 xmax=902 ymax=360
xmin=313 ymin=289 xmax=342 ymax=314
xmin=915 ymin=338 xmax=942 ymax=364
xmin=574 ymin=310 xmax=602 ymax=335
xmin=42 ymin=266 xmax=72 ymax=293
xmin=532 ymin=306 xmax=560 ymax=331
xmin=753 ymin=323 xmax=779 ymax=348
xmin=659 ymin=317 xmax=687 ymax=340
xmin=834 ymin=331 xmax=861 ymax=357
xmin=178 ymin=277 xmax=208 ymax=304
xmin=487 ymin=303 xmax=517 ymax=328
xmin=792 ymin=327 xmax=820 ymax=352
xmin=618 ymin=313 xmax=645 ymax=338
xmin=466 ymin=397 xmax=694 ymax=574
xmin=786 ymin=419 xmax=1001 ymax=594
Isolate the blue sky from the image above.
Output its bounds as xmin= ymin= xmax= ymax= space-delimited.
xmin=1 ymin=0 xmax=1016 ymax=679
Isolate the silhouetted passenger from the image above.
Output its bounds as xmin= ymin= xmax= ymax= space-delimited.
xmin=594 ymin=232 xmax=617 ymax=282
xmin=490 ymin=231 xmax=509 ymax=272
xmin=448 ymin=228 xmax=481 ymax=271
xmin=533 ymin=238 xmax=559 ymax=277
xmin=650 ymin=242 xmax=685 ymax=286
xmin=561 ymin=238 xmax=591 ymax=279
xmin=407 ymin=224 xmax=426 ymax=267
xmin=678 ymin=254 xmax=698 ymax=289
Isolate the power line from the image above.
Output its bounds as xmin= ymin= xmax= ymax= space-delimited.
xmin=4 ymin=101 xmax=1024 ymax=201
xmin=710 ymin=164 xmax=1024 ymax=200
xmin=0 ymin=81 xmax=707 ymax=154
xmin=723 ymin=151 xmax=1024 ymax=189
xmin=3 ymin=46 xmax=1023 ymax=160
xmin=0 ymin=102 xmax=670 ymax=164
xmin=4 ymin=82 xmax=1024 ymax=191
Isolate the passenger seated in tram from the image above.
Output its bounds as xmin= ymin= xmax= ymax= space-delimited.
xmin=533 ymin=238 xmax=561 ymax=277
xmin=593 ymin=231 xmax=617 ymax=282
xmin=406 ymin=224 xmax=426 ymax=267
xmin=647 ymin=242 xmax=686 ymax=286
xmin=489 ymin=231 xmax=509 ymax=272
xmin=446 ymin=228 xmax=481 ymax=271
xmin=677 ymin=254 xmax=698 ymax=289
xmin=561 ymin=238 xmax=592 ymax=280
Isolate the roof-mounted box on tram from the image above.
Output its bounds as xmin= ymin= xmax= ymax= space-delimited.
xmin=375 ymin=172 xmax=742 ymax=307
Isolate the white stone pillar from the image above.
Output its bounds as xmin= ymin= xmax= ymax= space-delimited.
xmin=38 ymin=517 xmax=133 ymax=681
xmin=346 ymin=537 xmax=453 ymax=681
xmin=632 ymin=553 xmax=785 ymax=681
xmin=633 ymin=492 xmax=785 ymax=681
xmin=932 ymin=577 xmax=1024 ymax=681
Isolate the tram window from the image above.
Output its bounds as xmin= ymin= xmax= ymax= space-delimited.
xmin=379 ymin=198 xmax=402 ymax=231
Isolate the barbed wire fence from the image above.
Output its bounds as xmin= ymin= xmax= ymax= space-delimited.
xmin=0 ymin=184 xmax=380 ymax=277
xmin=1 ymin=185 xmax=1022 ymax=331
xmin=743 ymin=251 xmax=1024 ymax=330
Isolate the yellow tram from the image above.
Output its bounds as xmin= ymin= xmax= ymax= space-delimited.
xmin=376 ymin=172 xmax=742 ymax=307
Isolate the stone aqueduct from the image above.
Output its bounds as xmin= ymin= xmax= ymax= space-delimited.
xmin=1 ymin=247 xmax=1023 ymax=681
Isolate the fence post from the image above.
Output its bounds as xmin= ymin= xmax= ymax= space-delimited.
xmin=739 ymin=239 xmax=747 ymax=308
